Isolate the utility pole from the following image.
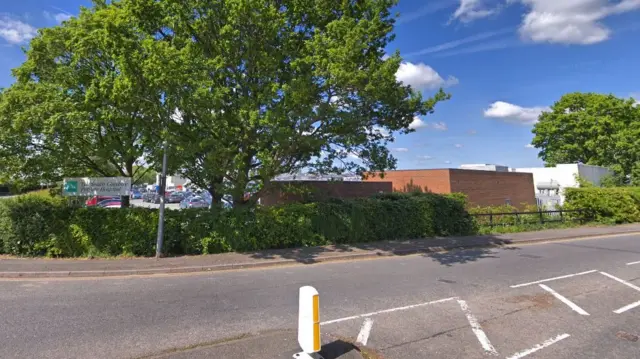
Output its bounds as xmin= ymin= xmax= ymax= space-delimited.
xmin=155 ymin=139 xmax=168 ymax=259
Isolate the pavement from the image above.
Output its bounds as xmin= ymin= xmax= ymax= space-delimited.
xmin=2 ymin=223 xmax=640 ymax=278
xmin=1 ymin=231 xmax=640 ymax=358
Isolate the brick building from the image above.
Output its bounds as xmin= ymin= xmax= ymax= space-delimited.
xmin=364 ymin=169 xmax=536 ymax=208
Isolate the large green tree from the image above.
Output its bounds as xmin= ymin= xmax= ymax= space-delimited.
xmin=531 ymin=93 xmax=640 ymax=184
xmin=121 ymin=0 xmax=447 ymax=205
xmin=0 ymin=3 xmax=179 ymax=205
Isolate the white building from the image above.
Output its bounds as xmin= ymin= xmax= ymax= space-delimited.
xmin=511 ymin=164 xmax=612 ymax=207
xmin=459 ymin=164 xmax=509 ymax=172
xmin=155 ymin=174 xmax=189 ymax=190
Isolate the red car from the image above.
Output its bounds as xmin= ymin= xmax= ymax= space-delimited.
xmin=86 ymin=196 xmax=119 ymax=207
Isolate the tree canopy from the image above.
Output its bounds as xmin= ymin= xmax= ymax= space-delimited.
xmin=531 ymin=92 xmax=640 ymax=184
xmin=0 ymin=4 xmax=165 ymax=199
xmin=0 ymin=0 xmax=448 ymax=206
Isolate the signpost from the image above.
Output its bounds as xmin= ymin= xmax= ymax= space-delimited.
xmin=62 ymin=177 xmax=131 ymax=196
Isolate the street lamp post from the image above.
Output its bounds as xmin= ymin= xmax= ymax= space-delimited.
xmin=155 ymin=139 xmax=169 ymax=259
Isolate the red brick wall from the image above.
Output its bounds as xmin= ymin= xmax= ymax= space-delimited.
xmin=448 ymin=169 xmax=536 ymax=208
xmin=365 ymin=169 xmax=536 ymax=208
xmin=260 ymin=181 xmax=392 ymax=206
xmin=364 ymin=170 xmax=452 ymax=193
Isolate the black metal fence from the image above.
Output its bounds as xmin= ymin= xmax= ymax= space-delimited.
xmin=471 ymin=209 xmax=585 ymax=227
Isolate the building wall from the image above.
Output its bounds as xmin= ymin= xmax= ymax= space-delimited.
xmin=577 ymin=164 xmax=613 ymax=186
xmin=513 ymin=164 xmax=612 ymax=204
xmin=260 ymin=181 xmax=392 ymax=206
xmin=364 ymin=169 xmax=452 ymax=193
xmin=365 ymin=169 xmax=536 ymax=208
xmin=449 ymin=169 xmax=536 ymax=208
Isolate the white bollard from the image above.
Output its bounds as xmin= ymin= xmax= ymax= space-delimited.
xmin=293 ymin=286 xmax=324 ymax=359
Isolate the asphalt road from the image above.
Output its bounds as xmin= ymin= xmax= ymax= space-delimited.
xmin=1 ymin=234 xmax=640 ymax=358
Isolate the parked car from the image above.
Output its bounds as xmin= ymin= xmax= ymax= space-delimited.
xmin=167 ymin=192 xmax=185 ymax=203
xmin=96 ymin=199 xmax=122 ymax=208
xmin=142 ymin=191 xmax=156 ymax=203
xmin=130 ymin=189 xmax=143 ymax=199
xmin=86 ymin=196 xmax=118 ymax=207
xmin=179 ymin=196 xmax=209 ymax=209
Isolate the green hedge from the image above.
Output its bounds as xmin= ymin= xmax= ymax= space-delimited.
xmin=564 ymin=187 xmax=640 ymax=224
xmin=0 ymin=192 xmax=476 ymax=257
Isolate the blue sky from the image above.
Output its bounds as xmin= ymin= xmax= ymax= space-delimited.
xmin=1 ymin=0 xmax=639 ymax=170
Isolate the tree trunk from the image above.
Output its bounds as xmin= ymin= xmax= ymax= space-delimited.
xmin=207 ymin=185 xmax=224 ymax=204
xmin=121 ymin=160 xmax=134 ymax=208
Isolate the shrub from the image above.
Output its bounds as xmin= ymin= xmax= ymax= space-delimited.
xmin=564 ymin=187 xmax=640 ymax=224
xmin=0 ymin=191 xmax=477 ymax=257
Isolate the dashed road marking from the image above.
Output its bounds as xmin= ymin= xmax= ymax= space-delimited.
xmin=505 ymin=333 xmax=570 ymax=359
xmin=599 ymin=272 xmax=640 ymax=313
xmin=510 ymin=270 xmax=598 ymax=288
xmin=614 ymin=300 xmax=640 ymax=314
xmin=539 ymin=284 xmax=589 ymax=316
xmin=627 ymin=260 xmax=640 ymax=266
xmin=355 ymin=318 xmax=373 ymax=346
xmin=599 ymin=272 xmax=640 ymax=292
xmin=321 ymin=296 xmax=457 ymax=325
xmin=457 ymin=299 xmax=499 ymax=356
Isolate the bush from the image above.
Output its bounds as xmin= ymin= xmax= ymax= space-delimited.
xmin=0 ymin=191 xmax=476 ymax=257
xmin=564 ymin=187 xmax=640 ymax=224
xmin=0 ymin=195 xmax=72 ymax=256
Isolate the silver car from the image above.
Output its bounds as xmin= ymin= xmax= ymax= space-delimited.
xmin=179 ymin=196 xmax=209 ymax=209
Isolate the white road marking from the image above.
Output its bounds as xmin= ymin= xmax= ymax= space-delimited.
xmin=321 ymin=296 xmax=457 ymax=325
xmin=614 ymin=300 xmax=640 ymax=314
xmin=600 ymin=272 xmax=640 ymax=292
xmin=539 ymin=284 xmax=590 ymax=315
xmin=355 ymin=318 xmax=374 ymax=346
xmin=627 ymin=260 xmax=640 ymax=266
xmin=604 ymin=267 xmax=640 ymax=312
xmin=510 ymin=270 xmax=598 ymax=288
xmin=506 ymin=333 xmax=570 ymax=359
xmin=457 ymin=299 xmax=499 ymax=356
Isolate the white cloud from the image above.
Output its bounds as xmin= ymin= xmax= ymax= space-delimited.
xmin=404 ymin=27 xmax=513 ymax=57
xmin=432 ymin=122 xmax=448 ymax=131
xmin=444 ymin=160 xmax=452 ymax=164
xmin=515 ymin=0 xmax=640 ymax=45
xmin=366 ymin=126 xmax=391 ymax=140
xmin=392 ymin=147 xmax=409 ymax=152
xmin=0 ymin=16 xmax=37 ymax=44
xmin=44 ymin=11 xmax=72 ymax=23
xmin=171 ymin=108 xmax=184 ymax=124
xmin=337 ymin=149 xmax=360 ymax=160
xmin=452 ymin=0 xmax=498 ymax=22
xmin=454 ymin=143 xmax=464 ymax=148
xmin=55 ymin=13 xmax=72 ymax=22
xmin=434 ymin=39 xmax=515 ymax=57
xmin=397 ymin=0 xmax=455 ymax=24
xmin=408 ymin=116 xmax=428 ymax=130
xmin=484 ymin=101 xmax=549 ymax=124
xmin=525 ymin=143 xmax=535 ymax=148
xmin=468 ymin=129 xmax=477 ymax=135
xmin=418 ymin=155 xmax=433 ymax=160
xmin=396 ymin=62 xmax=459 ymax=90
xmin=631 ymin=92 xmax=640 ymax=103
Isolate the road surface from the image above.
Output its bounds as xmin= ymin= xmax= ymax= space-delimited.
xmin=1 ymin=234 xmax=640 ymax=358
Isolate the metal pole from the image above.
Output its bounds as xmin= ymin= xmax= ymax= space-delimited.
xmin=155 ymin=140 xmax=168 ymax=259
